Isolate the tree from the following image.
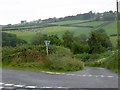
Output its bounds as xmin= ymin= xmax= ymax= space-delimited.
xmin=102 ymin=11 xmax=115 ymax=21
xmin=2 ymin=32 xmax=27 ymax=47
xmin=31 ymin=33 xmax=48 ymax=45
xmin=77 ymin=34 xmax=88 ymax=43
xmin=88 ymin=28 xmax=112 ymax=54
xmin=62 ymin=31 xmax=74 ymax=49
xmin=48 ymin=35 xmax=62 ymax=46
xmin=72 ymin=41 xmax=89 ymax=54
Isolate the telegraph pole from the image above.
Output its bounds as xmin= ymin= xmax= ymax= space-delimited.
xmin=116 ymin=0 xmax=119 ymax=37
xmin=116 ymin=0 xmax=120 ymax=49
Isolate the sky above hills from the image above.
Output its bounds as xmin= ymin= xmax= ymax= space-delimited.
xmin=0 ymin=0 xmax=118 ymax=25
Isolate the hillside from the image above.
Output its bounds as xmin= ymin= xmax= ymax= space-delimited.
xmin=2 ymin=11 xmax=119 ymax=74
xmin=3 ymin=20 xmax=117 ymax=47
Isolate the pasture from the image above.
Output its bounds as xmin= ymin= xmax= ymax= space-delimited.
xmin=4 ymin=20 xmax=117 ymax=46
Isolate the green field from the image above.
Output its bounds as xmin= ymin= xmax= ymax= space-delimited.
xmin=103 ymin=21 xmax=117 ymax=35
xmin=75 ymin=21 xmax=106 ymax=26
xmin=110 ymin=36 xmax=117 ymax=47
xmin=4 ymin=20 xmax=117 ymax=45
xmin=5 ymin=30 xmax=37 ymax=43
xmin=50 ymin=20 xmax=89 ymax=25
xmin=3 ymin=19 xmax=119 ymax=73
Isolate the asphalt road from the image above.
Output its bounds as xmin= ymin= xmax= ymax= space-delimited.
xmin=1 ymin=67 xmax=119 ymax=89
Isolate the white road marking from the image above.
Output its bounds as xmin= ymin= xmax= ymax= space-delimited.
xmin=67 ymin=74 xmax=75 ymax=76
xmin=41 ymin=71 xmax=65 ymax=75
xmin=57 ymin=87 xmax=65 ymax=88
xmin=14 ymin=85 xmax=25 ymax=87
xmin=55 ymin=73 xmax=62 ymax=75
xmin=107 ymin=76 xmax=113 ymax=78
xmin=100 ymin=75 xmax=105 ymax=77
xmin=40 ymin=86 xmax=68 ymax=88
xmin=41 ymin=87 xmax=52 ymax=88
xmin=82 ymin=75 xmax=87 ymax=77
xmin=87 ymin=75 xmax=92 ymax=77
xmin=25 ymin=86 xmax=37 ymax=88
xmin=4 ymin=84 xmax=14 ymax=86
xmin=77 ymin=75 xmax=82 ymax=77
xmin=0 ymin=82 xmax=4 ymax=85
xmin=95 ymin=75 xmax=99 ymax=77
xmin=40 ymin=70 xmax=116 ymax=78
xmin=1 ymin=82 xmax=69 ymax=89
xmin=0 ymin=86 xmax=3 ymax=89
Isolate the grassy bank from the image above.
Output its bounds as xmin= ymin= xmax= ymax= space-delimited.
xmin=84 ymin=50 xmax=119 ymax=74
xmin=2 ymin=45 xmax=84 ymax=72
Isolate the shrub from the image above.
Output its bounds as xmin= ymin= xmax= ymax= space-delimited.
xmin=47 ymin=55 xmax=84 ymax=71
xmin=72 ymin=41 xmax=89 ymax=54
xmin=85 ymin=50 xmax=119 ymax=74
xmin=101 ymin=51 xmax=119 ymax=73
xmin=74 ymin=53 xmax=91 ymax=62
xmin=88 ymin=28 xmax=112 ymax=54
xmin=2 ymin=45 xmax=84 ymax=72
xmin=31 ymin=33 xmax=48 ymax=45
xmin=2 ymin=45 xmax=46 ymax=65
xmin=2 ymin=32 xmax=27 ymax=47
xmin=49 ymin=45 xmax=72 ymax=57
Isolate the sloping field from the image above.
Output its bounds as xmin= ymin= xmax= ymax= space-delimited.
xmin=40 ymin=26 xmax=91 ymax=36
xmin=5 ymin=30 xmax=37 ymax=43
xmin=103 ymin=21 xmax=117 ymax=35
xmin=75 ymin=21 xmax=106 ymax=26
xmin=110 ymin=36 xmax=117 ymax=47
xmin=50 ymin=20 xmax=89 ymax=25
xmin=4 ymin=20 xmax=117 ymax=44
xmin=5 ymin=26 xmax=91 ymax=43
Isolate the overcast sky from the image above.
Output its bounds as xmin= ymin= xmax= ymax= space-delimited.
xmin=0 ymin=0 xmax=119 ymax=25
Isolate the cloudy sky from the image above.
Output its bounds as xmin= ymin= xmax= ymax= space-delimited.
xmin=0 ymin=0 xmax=118 ymax=25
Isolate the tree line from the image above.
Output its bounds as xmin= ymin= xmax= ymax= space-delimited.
xmin=4 ymin=11 xmax=119 ymax=29
xmin=2 ymin=28 xmax=113 ymax=54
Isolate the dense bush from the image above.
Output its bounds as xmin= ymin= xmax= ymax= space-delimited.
xmin=72 ymin=41 xmax=89 ymax=54
xmin=48 ymin=35 xmax=63 ymax=46
xmin=47 ymin=46 xmax=83 ymax=71
xmin=48 ymin=56 xmax=83 ymax=71
xmin=74 ymin=53 xmax=100 ymax=62
xmin=2 ymin=32 xmax=27 ymax=47
xmin=62 ymin=31 xmax=74 ymax=49
xmin=49 ymin=45 xmax=72 ymax=57
xmin=31 ymin=32 xmax=48 ymax=45
xmin=88 ymin=28 xmax=112 ymax=54
xmin=2 ymin=45 xmax=84 ymax=72
xmin=74 ymin=53 xmax=91 ymax=62
xmin=101 ymin=51 xmax=119 ymax=73
xmin=85 ymin=50 xmax=119 ymax=74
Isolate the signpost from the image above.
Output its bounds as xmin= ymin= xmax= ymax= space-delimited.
xmin=44 ymin=40 xmax=50 ymax=56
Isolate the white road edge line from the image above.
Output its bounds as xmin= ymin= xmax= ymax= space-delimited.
xmin=0 ymin=82 xmax=4 ymax=85
xmin=40 ymin=87 xmax=68 ymax=88
xmin=87 ymin=75 xmax=92 ymax=77
xmin=0 ymin=87 xmax=3 ymax=89
xmin=14 ymin=85 xmax=25 ymax=87
xmin=41 ymin=71 xmax=65 ymax=75
xmin=107 ymin=76 xmax=113 ymax=78
xmin=40 ymin=87 xmax=52 ymax=88
xmin=4 ymin=84 xmax=14 ymax=86
xmin=40 ymin=71 xmax=116 ymax=78
xmin=25 ymin=86 xmax=37 ymax=88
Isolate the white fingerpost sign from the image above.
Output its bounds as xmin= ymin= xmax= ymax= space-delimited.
xmin=44 ymin=40 xmax=50 ymax=56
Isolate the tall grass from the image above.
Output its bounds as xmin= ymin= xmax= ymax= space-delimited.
xmin=85 ymin=50 xmax=119 ymax=74
xmin=2 ymin=45 xmax=84 ymax=72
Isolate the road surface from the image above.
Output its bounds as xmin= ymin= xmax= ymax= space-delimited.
xmin=1 ymin=67 xmax=119 ymax=89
